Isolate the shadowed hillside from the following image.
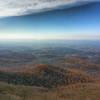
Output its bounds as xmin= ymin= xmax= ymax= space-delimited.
xmin=0 ymin=64 xmax=96 ymax=88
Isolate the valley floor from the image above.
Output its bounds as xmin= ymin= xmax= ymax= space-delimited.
xmin=0 ymin=40 xmax=100 ymax=100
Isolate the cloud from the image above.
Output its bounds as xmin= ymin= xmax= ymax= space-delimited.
xmin=0 ymin=0 xmax=95 ymax=17
xmin=0 ymin=0 xmax=78 ymax=17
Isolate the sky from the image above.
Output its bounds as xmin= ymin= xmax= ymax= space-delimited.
xmin=0 ymin=0 xmax=100 ymax=40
